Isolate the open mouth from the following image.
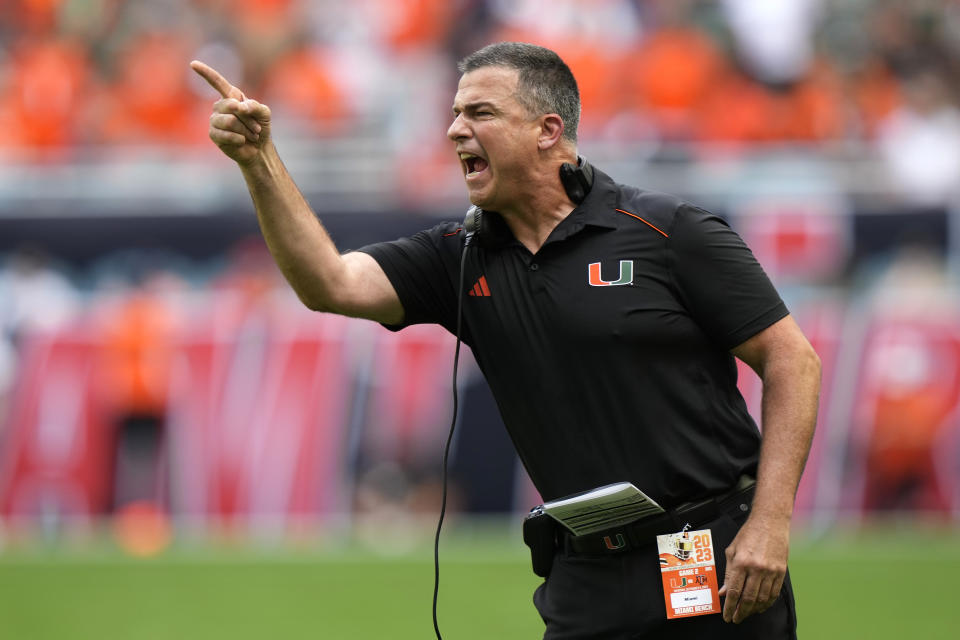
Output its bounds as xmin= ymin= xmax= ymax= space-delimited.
xmin=460 ymin=153 xmax=489 ymax=178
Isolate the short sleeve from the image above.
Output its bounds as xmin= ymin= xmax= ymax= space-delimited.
xmin=667 ymin=204 xmax=788 ymax=349
xmin=355 ymin=222 xmax=461 ymax=334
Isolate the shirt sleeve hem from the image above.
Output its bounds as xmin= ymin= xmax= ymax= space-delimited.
xmin=722 ymin=302 xmax=790 ymax=350
xmin=354 ymin=246 xmax=413 ymax=332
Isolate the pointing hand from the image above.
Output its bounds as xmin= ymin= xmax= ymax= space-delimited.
xmin=190 ymin=60 xmax=271 ymax=165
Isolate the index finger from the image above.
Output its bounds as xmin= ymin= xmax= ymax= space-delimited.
xmin=720 ymin=565 xmax=744 ymax=623
xmin=721 ymin=582 xmax=741 ymax=623
xmin=190 ymin=60 xmax=244 ymax=101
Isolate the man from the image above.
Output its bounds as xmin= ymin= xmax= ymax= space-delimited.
xmin=191 ymin=42 xmax=820 ymax=639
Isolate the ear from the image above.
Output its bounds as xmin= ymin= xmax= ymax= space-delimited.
xmin=537 ymin=114 xmax=565 ymax=150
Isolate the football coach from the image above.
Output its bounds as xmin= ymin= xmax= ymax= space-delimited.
xmin=192 ymin=41 xmax=820 ymax=639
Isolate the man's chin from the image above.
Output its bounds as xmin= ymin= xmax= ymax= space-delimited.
xmin=464 ymin=175 xmax=496 ymax=207
xmin=466 ymin=189 xmax=491 ymax=209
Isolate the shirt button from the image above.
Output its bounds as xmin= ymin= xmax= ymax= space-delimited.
xmin=529 ymin=263 xmax=539 ymax=271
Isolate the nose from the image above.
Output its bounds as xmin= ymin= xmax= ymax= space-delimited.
xmin=447 ymin=113 xmax=470 ymax=142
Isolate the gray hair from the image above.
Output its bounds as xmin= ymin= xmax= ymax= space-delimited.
xmin=458 ymin=42 xmax=581 ymax=143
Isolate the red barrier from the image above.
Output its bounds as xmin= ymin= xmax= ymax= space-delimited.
xmin=735 ymin=297 xmax=844 ymax=518
xmin=356 ymin=323 xmax=457 ymax=472
xmin=0 ymin=331 xmax=113 ymax=525
xmin=166 ymin=296 xmax=350 ymax=531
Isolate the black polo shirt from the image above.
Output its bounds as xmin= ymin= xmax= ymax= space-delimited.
xmin=358 ymin=167 xmax=788 ymax=507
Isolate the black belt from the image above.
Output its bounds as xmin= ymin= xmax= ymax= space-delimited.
xmin=565 ymin=477 xmax=756 ymax=555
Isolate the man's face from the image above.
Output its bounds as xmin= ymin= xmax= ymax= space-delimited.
xmin=447 ymin=66 xmax=540 ymax=211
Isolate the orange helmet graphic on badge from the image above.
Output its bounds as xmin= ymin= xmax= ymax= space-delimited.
xmin=675 ymin=530 xmax=693 ymax=560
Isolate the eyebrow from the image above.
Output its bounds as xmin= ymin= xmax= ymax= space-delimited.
xmin=452 ymin=101 xmax=497 ymax=115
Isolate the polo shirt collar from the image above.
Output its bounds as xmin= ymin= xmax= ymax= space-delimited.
xmin=546 ymin=167 xmax=619 ymax=242
xmin=479 ymin=166 xmax=620 ymax=249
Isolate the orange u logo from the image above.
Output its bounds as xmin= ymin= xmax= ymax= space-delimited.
xmin=588 ymin=261 xmax=634 ymax=286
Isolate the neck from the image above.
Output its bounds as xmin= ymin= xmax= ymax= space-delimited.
xmin=502 ymin=201 xmax=574 ymax=255
xmin=499 ymin=157 xmax=578 ymax=254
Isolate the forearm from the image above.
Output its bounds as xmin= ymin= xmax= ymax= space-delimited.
xmin=719 ymin=328 xmax=820 ymax=622
xmin=750 ymin=344 xmax=821 ymax=522
xmin=193 ymin=61 xmax=402 ymax=323
xmin=240 ymin=142 xmax=348 ymax=312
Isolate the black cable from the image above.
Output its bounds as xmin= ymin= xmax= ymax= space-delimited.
xmin=433 ymin=238 xmax=472 ymax=640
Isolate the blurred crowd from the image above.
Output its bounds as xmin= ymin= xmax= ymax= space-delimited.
xmin=2 ymin=0 xmax=960 ymax=155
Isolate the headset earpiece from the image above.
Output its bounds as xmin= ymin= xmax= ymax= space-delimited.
xmin=559 ymin=156 xmax=594 ymax=205
xmin=463 ymin=205 xmax=483 ymax=247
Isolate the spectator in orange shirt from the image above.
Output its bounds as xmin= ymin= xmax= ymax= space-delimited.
xmin=368 ymin=0 xmax=455 ymax=53
xmin=625 ymin=0 xmax=725 ymax=141
xmin=0 ymin=38 xmax=90 ymax=152
xmin=95 ymin=31 xmax=209 ymax=146
xmin=260 ymin=42 xmax=351 ymax=137
xmin=95 ymin=274 xmax=181 ymax=510
xmin=696 ymin=60 xmax=844 ymax=144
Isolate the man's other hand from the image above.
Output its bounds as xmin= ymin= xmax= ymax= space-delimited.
xmin=718 ymin=512 xmax=789 ymax=624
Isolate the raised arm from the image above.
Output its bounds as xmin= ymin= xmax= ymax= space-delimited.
xmin=190 ymin=61 xmax=403 ymax=325
xmin=719 ymin=314 xmax=821 ymax=624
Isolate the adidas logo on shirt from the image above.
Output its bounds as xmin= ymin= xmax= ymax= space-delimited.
xmin=468 ymin=275 xmax=492 ymax=297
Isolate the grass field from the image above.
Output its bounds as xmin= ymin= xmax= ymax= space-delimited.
xmin=0 ymin=521 xmax=957 ymax=639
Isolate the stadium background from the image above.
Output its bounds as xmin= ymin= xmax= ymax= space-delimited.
xmin=0 ymin=0 xmax=958 ymax=637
